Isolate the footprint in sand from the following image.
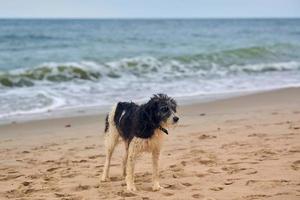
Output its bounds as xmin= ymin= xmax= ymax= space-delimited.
xmin=247 ymin=133 xmax=267 ymax=138
xmin=75 ymin=184 xmax=91 ymax=191
xmin=72 ymin=159 xmax=88 ymax=163
xmin=274 ymin=192 xmax=291 ymax=196
xmin=109 ymin=176 xmax=123 ymax=182
xmin=161 ymin=192 xmax=174 ymax=196
xmin=42 ymin=160 xmax=55 ymax=164
xmin=251 ymin=149 xmax=278 ymax=161
xmin=169 ymin=164 xmax=184 ymax=172
xmin=116 ymin=190 xmax=137 ymax=197
xmin=47 ymin=167 xmax=61 ymax=172
xmin=224 ymin=180 xmax=234 ymax=185
xmin=163 ymin=182 xmax=185 ymax=190
xmin=288 ymin=146 xmax=300 ymax=153
xmin=291 ymin=160 xmax=300 ymax=170
xmin=192 ymin=193 xmax=204 ymax=199
xmin=198 ymin=134 xmax=217 ymax=140
xmin=210 ymin=186 xmax=223 ymax=191
xmin=195 ymin=157 xmax=216 ymax=167
xmin=196 ymin=173 xmax=208 ymax=178
xmin=182 ymin=182 xmax=192 ymax=187
xmin=6 ymin=169 xmax=19 ymax=174
xmin=222 ymin=166 xmax=257 ymax=175
xmin=88 ymin=154 xmax=104 ymax=159
xmin=289 ymin=123 xmax=300 ymax=130
xmin=84 ymin=146 xmax=95 ymax=150
xmin=246 ymin=179 xmax=290 ymax=189
xmin=22 ymin=181 xmax=31 ymax=186
xmin=55 ymin=193 xmax=72 ymax=198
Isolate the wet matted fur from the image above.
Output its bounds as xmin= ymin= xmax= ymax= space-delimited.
xmin=101 ymin=94 xmax=179 ymax=191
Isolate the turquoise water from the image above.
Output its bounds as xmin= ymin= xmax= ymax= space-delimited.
xmin=0 ymin=19 xmax=300 ymax=119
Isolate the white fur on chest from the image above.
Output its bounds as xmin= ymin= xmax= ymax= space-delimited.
xmin=131 ymin=129 xmax=164 ymax=154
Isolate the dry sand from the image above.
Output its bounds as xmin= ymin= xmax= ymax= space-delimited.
xmin=0 ymin=88 xmax=299 ymax=200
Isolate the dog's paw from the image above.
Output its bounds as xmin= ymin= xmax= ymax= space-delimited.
xmin=127 ymin=184 xmax=137 ymax=192
xmin=100 ymin=176 xmax=110 ymax=182
xmin=152 ymin=183 xmax=162 ymax=191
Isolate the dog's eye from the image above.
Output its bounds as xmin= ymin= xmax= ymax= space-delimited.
xmin=161 ymin=107 xmax=169 ymax=112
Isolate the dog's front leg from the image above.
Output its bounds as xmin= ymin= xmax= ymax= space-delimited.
xmin=122 ymin=142 xmax=129 ymax=177
xmin=126 ymin=142 xmax=137 ymax=191
xmin=152 ymin=150 xmax=161 ymax=191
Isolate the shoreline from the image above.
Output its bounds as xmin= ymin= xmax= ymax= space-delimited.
xmin=1 ymin=85 xmax=298 ymax=125
xmin=0 ymin=87 xmax=299 ymax=136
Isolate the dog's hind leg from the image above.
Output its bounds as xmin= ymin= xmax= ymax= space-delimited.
xmin=122 ymin=141 xmax=129 ymax=177
xmin=101 ymin=109 xmax=119 ymax=182
xmin=101 ymin=128 xmax=119 ymax=181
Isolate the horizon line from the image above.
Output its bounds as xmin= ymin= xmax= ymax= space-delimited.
xmin=0 ymin=16 xmax=300 ymax=20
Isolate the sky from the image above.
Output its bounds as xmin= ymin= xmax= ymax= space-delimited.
xmin=0 ymin=0 xmax=299 ymax=19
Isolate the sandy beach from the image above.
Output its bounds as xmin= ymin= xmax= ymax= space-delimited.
xmin=0 ymin=88 xmax=300 ymax=200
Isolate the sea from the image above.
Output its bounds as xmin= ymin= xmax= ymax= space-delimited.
xmin=0 ymin=19 xmax=300 ymax=122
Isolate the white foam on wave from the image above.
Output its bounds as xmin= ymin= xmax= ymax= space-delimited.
xmin=2 ymin=57 xmax=300 ymax=88
xmin=229 ymin=61 xmax=300 ymax=73
xmin=0 ymin=89 xmax=66 ymax=119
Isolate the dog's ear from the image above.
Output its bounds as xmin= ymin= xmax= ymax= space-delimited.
xmin=135 ymin=100 xmax=160 ymax=138
xmin=145 ymin=99 xmax=160 ymax=123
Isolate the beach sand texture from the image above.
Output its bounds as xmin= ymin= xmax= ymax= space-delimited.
xmin=0 ymin=88 xmax=300 ymax=200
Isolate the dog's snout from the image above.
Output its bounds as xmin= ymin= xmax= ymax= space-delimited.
xmin=173 ymin=116 xmax=179 ymax=123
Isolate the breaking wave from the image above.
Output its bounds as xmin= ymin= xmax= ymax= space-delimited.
xmin=1 ymin=50 xmax=300 ymax=87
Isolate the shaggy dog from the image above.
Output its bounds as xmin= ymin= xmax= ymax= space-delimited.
xmin=101 ymin=94 xmax=179 ymax=191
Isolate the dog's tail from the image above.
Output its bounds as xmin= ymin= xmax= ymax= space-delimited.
xmin=104 ymin=114 xmax=109 ymax=133
xmin=104 ymin=104 xmax=118 ymax=133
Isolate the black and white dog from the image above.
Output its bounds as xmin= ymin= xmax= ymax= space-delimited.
xmin=101 ymin=94 xmax=179 ymax=191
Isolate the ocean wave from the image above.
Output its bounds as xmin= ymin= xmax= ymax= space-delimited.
xmin=0 ymin=62 xmax=102 ymax=87
xmin=1 ymin=44 xmax=300 ymax=87
xmin=1 ymin=56 xmax=300 ymax=87
xmin=0 ymin=90 xmax=66 ymax=119
xmin=176 ymin=44 xmax=298 ymax=65
xmin=229 ymin=61 xmax=300 ymax=73
xmin=179 ymin=46 xmax=273 ymax=62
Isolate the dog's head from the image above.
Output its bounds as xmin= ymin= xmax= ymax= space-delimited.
xmin=136 ymin=93 xmax=178 ymax=138
xmin=147 ymin=93 xmax=179 ymax=127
